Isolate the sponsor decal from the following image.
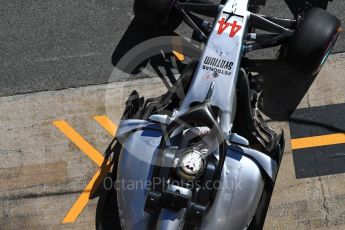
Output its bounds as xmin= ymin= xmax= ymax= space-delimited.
xmin=202 ymin=56 xmax=233 ymax=77
xmin=212 ymin=72 xmax=219 ymax=78
xmin=217 ymin=18 xmax=242 ymax=38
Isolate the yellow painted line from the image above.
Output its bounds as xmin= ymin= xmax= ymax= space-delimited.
xmin=291 ymin=133 xmax=345 ymax=150
xmin=173 ymin=50 xmax=185 ymax=62
xmin=53 ymin=120 xmax=104 ymax=167
xmin=53 ymin=119 xmax=116 ymax=223
xmin=62 ymin=163 xmax=112 ymax=223
xmin=93 ymin=115 xmax=117 ymax=137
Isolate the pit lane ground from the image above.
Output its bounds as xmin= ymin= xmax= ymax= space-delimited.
xmin=1 ymin=0 xmax=345 ymax=96
xmin=1 ymin=53 xmax=345 ymax=229
xmin=1 ymin=0 xmax=345 ymax=229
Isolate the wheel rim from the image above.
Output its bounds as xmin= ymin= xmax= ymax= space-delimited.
xmin=321 ymin=27 xmax=341 ymax=66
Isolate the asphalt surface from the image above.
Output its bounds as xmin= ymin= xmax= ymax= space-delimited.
xmin=1 ymin=0 xmax=344 ymax=97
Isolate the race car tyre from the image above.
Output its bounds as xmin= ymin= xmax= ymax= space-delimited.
xmin=247 ymin=186 xmax=273 ymax=230
xmin=133 ymin=0 xmax=182 ymax=29
xmin=285 ymin=7 xmax=341 ymax=75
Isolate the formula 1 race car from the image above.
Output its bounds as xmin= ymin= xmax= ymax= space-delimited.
xmin=96 ymin=0 xmax=341 ymax=229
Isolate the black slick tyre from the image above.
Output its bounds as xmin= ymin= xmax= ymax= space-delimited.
xmin=286 ymin=7 xmax=341 ymax=75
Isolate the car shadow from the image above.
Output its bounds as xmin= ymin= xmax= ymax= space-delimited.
xmin=247 ymin=59 xmax=317 ymax=121
xmin=112 ymin=17 xmax=180 ymax=69
xmin=111 ymin=15 xmax=202 ymax=93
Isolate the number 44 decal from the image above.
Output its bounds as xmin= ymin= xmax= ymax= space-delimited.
xmin=217 ymin=18 xmax=242 ymax=38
